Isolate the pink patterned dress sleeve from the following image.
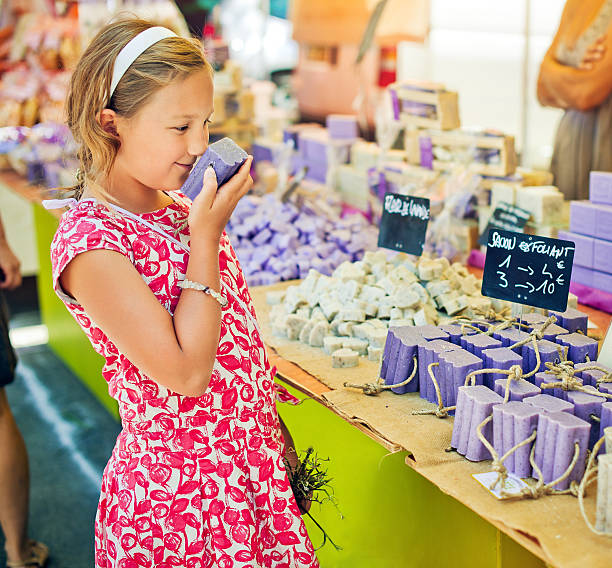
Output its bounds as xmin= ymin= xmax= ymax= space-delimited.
xmin=49 ymin=194 xmax=319 ymax=568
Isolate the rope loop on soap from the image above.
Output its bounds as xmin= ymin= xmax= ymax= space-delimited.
xmin=344 ymin=356 xmax=417 ymax=396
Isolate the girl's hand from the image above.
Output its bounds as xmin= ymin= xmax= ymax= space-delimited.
xmin=0 ymin=240 xmax=21 ymax=290
xmin=579 ymin=34 xmax=607 ymax=70
xmin=188 ymin=156 xmax=253 ymax=242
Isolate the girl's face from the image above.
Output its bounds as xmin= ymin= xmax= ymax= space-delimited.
xmin=113 ymin=68 xmax=214 ymax=192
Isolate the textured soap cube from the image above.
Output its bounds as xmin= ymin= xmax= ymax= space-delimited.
xmin=383 ymin=327 xmax=425 ymax=395
xmin=332 ymin=348 xmax=359 ymax=368
xmin=571 ymin=265 xmax=595 ymax=287
xmin=493 ymin=328 xmax=530 ymax=353
xmin=515 ymin=186 xmax=563 ymax=225
xmin=461 ymin=334 xmax=502 ymax=359
xmin=181 ymin=137 xmax=248 ymax=200
xmin=523 ymin=339 xmax=563 ymax=375
xmin=557 ymin=230 xmax=594 ymax=269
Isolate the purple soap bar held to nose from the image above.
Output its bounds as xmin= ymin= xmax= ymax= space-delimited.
xmin=181 ymin=137 xmax=248 ymax=200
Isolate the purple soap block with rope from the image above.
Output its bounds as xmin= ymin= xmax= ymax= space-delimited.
xmin=566 ymin=389 xmax=606 ymax=449
xmin=574 ymin=362 xmax=611 ymax=387
xmin=493 ymin=402 xmax=540 ymax=478
xmin=494 ymin=378 xmax=540 ymax=403
xmin=181 ymin=137 xmax=248 ymax=200
xmin=438 ymin=349 xmax=483 ymax=409
xmin=534 ymin=372 xmax=565 ymax=399
xmin=493 ymin=328 xmax=530 ymax=354
xmin=418 ymin=339 xmax=461 ymax=403
xmin=532 ymin=411 xmax=590 ymax=490
xmin=549 ymin=308 xmax=588 ymax=335
xmin=589 ymin=171 xmax=612 ymax=205
xmin=483 ymin=347 xmax=523 ymax=390
xmin=452 ymin=385 xmax=503 ymax=462
xmin=556 ymin=333 xmax=599 ymax=364
xmin=600 ymin=402 xmax=612 ymax=440
xmin=523 ymin=339 xmax=562 ymax=376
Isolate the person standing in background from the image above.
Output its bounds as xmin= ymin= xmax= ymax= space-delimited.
xmin=0 ymin=214 xmax=48 ymax=568
xmin=537 ymin=0 xmax=612 ymax=200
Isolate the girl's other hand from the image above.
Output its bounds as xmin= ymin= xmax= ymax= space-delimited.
xmin=579 ymin=34 xmax=607 ymax=70
xmin=188 ymin=156 xmax=253 ymax=243
xmin=0 ymin=240 xmax=21 ymax=290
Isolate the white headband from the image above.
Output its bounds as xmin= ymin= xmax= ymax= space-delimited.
xmin=109 ymin=26 xmax=177 ymax=101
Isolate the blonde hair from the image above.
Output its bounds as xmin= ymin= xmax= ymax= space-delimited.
xmin=64 ymin=17 xmax=212 ymax=199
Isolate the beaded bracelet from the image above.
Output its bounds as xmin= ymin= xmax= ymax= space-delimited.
xmin=178 ymin=279 xmax=228 ymax=307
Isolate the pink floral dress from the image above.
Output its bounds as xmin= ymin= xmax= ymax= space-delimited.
xmin=49 ymin=192 xmax=319 ymax=568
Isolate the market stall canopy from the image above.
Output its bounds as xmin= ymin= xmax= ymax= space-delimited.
xmin=290 ymin=0 xmax=430 ymax=47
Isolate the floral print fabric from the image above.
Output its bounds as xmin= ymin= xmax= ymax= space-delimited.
xmin=50 ymin=193 xmax=318 ymax=568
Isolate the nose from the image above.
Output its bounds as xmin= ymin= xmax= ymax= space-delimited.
xmin=187 ymin=123 xmax=209 ymax=157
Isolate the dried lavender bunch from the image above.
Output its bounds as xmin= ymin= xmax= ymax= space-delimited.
xmin=284 ymin=447 xmax=342 ymax=551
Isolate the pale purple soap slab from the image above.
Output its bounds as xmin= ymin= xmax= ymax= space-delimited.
xmin=494 ymin=378 xmax=540 ymax=402
xmin=326 ymin=114 xmax=358 ymax=140
xmin=438 ymin=349 xmax=483 ymax=409
xmin=570 ymin=201 xmax=598 ymax=237
xmin=181 ymin=137 xmax=248 ymax=200
xmin=493 ymin=402 xmax=539 ymax=478
xmin=533 ymin=411 xmax=590 ymax=490
xmin=596 ymin=202 xmax=612 ymax=241
xmin=418 ymin=340 xmax=460 ymax=403
xmin=461 ymin=334 xmax=502 ymax=359
xmin=452 ymin=385 xmax=503 ymax=462
xmin=556 ymin=333 xmax=599 ymax=364
xmin=557 ymin=230 xmax=594 ymax=269
xmin=593 ymin=237 xmax=612 ymax=275
xmin=484 ymin=347 xmax=523 ymax=389
xmin=524 ymin=394 xmax=574 ymax=414
xmin=566 ymin=390 xmax=606 ymax=449
xmin=518 ymin=313 xmax=546 ymax=329
xmin=589 ymin=170 xmax=612 ymax=205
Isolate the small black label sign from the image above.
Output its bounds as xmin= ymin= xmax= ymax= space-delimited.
xmin=482 ymin=229 xmax=575 ymax=312
xmin=377 ymin=193 xmax=430 ymax=255
xmin=478 ymin=202 xmax=531 ymax=246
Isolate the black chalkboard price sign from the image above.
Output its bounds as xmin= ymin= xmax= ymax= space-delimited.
xmin=482 ymin=229 xmax=575 ymax=312
xmin=377 ymin=193 xmax=430 ymax=255
xmin=478 ymin=201 xmax=531 ymax=246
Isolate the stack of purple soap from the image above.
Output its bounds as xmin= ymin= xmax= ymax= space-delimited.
xmin=181 ymin=137 xmax=248 ymax=200
xmin=560 ymin=171 xmax=612 ymax=292
xmin=483 ymin=347 xmax=523 ymax=389
xmin=418 ymin=339 xmax=462 ymax=403
xmin=381 ymin=327 xmax=426 ymax=394
xmin=438 ymin=349 xmax=483 ymax=408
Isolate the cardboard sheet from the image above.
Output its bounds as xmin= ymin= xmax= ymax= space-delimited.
xmin=251 ymin=281 xmax=612 ymax=567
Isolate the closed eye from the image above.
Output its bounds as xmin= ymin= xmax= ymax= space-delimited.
xmin=174 ymin=125 xmax=189 ymax=132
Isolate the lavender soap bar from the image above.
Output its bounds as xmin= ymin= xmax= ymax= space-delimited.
xmin=181 ymin=137 xmax=248 ymax=200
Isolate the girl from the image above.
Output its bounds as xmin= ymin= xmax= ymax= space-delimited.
xmin=46 ymin=18 xmax=318 ymax=568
